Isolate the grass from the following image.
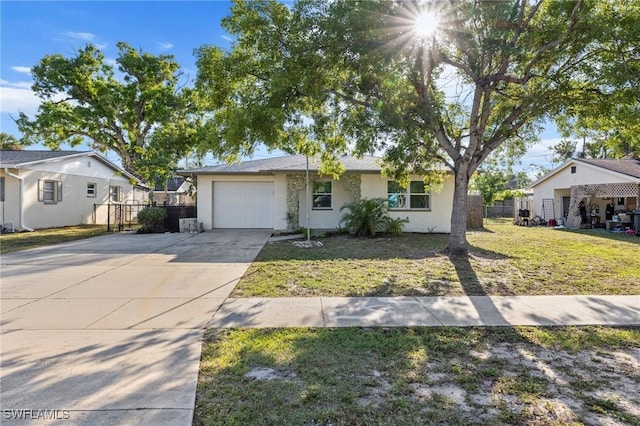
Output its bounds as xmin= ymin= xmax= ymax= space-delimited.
xmin=0 ymin=225 xmax=109 ymax=254
xmin=194 ymin=326 xmax=640 ymax=426
xmin=232 ymin=218 xmax=640 ymax=297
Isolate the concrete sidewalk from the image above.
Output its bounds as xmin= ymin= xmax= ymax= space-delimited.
xmin=210 ymin=295 xmax=640 ymax=328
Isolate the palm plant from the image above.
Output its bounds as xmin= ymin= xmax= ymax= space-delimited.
xmin=340 ymin=198 xmax=407 ymax=237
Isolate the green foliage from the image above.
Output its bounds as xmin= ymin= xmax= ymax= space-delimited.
xmin=136 ymin=207 xmax=166 ymax=233
xmin=387 ymin=217 xmax=408 ymax=236
xmin=340 ymin=198 xmax=407 ymax=237
xmin=16 ymin=42 xmax=199 ymax=182
xmin=550 ymin=139 xmax=579 ymax=164
xmin=472 ymin=170 xmax=509 ymax=206
xmin=500 ymin=189 xmax=524 ymax=201
xmin=195 ymin=0 xmax=639 ymax=253
xmin=472 ymin=167 xmax=529 ymax=206
xmin=0 ymin=132 xmax=24 ymax=150
xmin=554 ymin=1 xmax=640 ymax=159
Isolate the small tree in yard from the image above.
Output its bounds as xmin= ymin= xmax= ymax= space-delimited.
xmin=195 ymin=0 xmax=639 ymax=255
xmin=137 ymin=207 xmax=167 ymax=233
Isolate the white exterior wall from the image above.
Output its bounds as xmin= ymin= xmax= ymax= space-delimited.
xmin=532 ymin=162 xmax=638 ymax=221
xmin=196 ymin=174 xmax=287 ymax=230
xmin=3 ymin=156 xmax=142 ymax=230
xmin=361 ymin=173 xmax=455 ymax=233
xmin=195 ymin=171 xmax=455 ymax=232
xmin=297 ymin=176 xmax=358 ymax=229
xmin=0 ymin=170 xmax=21 ymax=229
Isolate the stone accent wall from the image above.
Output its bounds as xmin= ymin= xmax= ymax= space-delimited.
xmin=285 ymin=173 xmax=363 ymax=229
xmin=339 ymin=174 xmax=361 ymax=202
xmin=286 ymin=174 xmax=309 ymax=229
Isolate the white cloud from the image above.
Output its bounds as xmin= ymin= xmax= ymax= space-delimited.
xmin=63 ymin=31 xmax=95 ymax=41
xmin=0 ymin=79 xmax=32 ymax=90
xmin=11 ymin=66 xmax=32 ymax=74
xmin=104 ymin=58 xmax=118 ymax=67
xmin=220 ymin=35 xmax=234 ymax=42
xmin=95 ymin=43 xmax=108 ymax=50
xmin=0 ymin=80 xmax=68 ymax=116
xmin=0 ymin=82 xmax=39 ymax=115
xmin=158 ymin=42 xmax=174 ymax=50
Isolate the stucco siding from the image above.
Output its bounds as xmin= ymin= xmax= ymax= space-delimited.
xmin=297 ymin=176 xmax=357 ymax=229
xmin=360 ymin=174 xmax=454 ymax=233
xmin=0 ymin=170 xmax=21 ymax=228
xmin=20 ymin=169 xmax=134 ymax=228
xmin=195 ymin=171 xmax=455 ymax=233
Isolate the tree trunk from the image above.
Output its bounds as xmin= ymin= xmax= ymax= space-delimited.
xmin=448 ymin=167 xmax=470 ymax=256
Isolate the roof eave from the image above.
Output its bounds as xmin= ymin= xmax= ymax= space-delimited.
xmin=11 ymin=151 xmax=93 ymax=167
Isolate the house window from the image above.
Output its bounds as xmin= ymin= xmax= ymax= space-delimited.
xmin=312 ymin=181 xmax=332 ymax=209
xmin=109 ymin=185 xmax=123 ymax=202
xmin=388 ymin=181 xmax=431 ymax=210
xmin=87 ymin=182 xmax=97 ymax=198
xmin=570 ymin=166 xmax=577 ymax=174
xmin=38 ymin=179 xmax=62 ymax=204
xmin=0 ymin=177 xmax=5 ymax=202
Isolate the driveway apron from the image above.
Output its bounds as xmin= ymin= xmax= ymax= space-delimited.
xmin=0 ymin=230 xmax=270 ymax=425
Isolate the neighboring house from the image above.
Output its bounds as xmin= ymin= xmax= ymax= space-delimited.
xmin=178 ymin=154 xmax=455 ymax=232
xmin=0 ymin=150 xmax=149 ymax=231
xmin=527 ymin=158 xmax=640 ymax=228
xmin=152 ymin=176 xmax=196 ymax=206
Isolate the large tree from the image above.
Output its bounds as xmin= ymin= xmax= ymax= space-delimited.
xmin=16 ymin=42 xmax=198 ymax=182
xmin=195 ymin=0 xmax=638 ymax=254
xmin=555 ymin=0 xmax=640 ymax=160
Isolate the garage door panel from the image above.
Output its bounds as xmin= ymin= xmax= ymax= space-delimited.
xmin=213 ymin=182 xmax=274 ymax=228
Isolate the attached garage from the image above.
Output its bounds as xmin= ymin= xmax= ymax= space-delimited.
xmin=180 ymin=154 xmax=435 ymax=232
xmin=212 ymin=181 xmax=274 ymax=228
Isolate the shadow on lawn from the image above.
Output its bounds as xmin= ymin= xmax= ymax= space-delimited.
xmin=258 ymin=233 xmax=513 ymax=262
xmin=555 ymin=227 xmax=640 ymax=243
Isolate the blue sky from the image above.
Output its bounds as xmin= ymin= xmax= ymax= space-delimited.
xmin=1 ymin=1 xmax=240 ymax=165
xmin=0 ymin=1 xmax=559 ymax=173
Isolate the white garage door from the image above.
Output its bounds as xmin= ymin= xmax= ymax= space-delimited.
xmin=213 ymin=181 xmax=274 ymax=228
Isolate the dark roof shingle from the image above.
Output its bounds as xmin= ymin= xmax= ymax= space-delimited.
xmin=179 ymin=154 xmax=382 ymax=174
xmin=576 ymin=158 xmax=640 ymax=179
xmin=0 ymin=150 xmax=91 ymax=167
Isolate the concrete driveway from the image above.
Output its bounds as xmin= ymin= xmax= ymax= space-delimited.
xmin=0 ymin=230 xmax=271 ymax=425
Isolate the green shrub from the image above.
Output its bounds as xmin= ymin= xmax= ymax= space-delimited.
xmin=387 ymin=216 xmax=409 ymax=235
xmin=137 ymin=207 xmax=166 ymax=233
xmin=340 ymin=198 xmax=407 ymax=237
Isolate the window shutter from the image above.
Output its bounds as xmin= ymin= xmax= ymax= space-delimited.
xmin=38 ymin=179 xmax=43 ymax=202
xmin=118 ymin=186 xmax=123 ymax=202
xmin=57 ymin=181 xmax=63 ymax=202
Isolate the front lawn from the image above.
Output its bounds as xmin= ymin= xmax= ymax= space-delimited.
xmin=194 ymin=326 xmax=640 ymax=426
xmin=0 ymin=225 xmax=109 ymax=254
xmin=232 ymin=219 xmax=640 ymax=297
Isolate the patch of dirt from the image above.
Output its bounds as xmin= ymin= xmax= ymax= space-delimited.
xmin=357 ymin=370 xmax=392 ymax=408
xmin=244 ymin=367 xmax=299 ymax=382
xmin=410 ymin=383 xmax=469 ymax=409
xmin=240 ymin=343 xmax=639 ymax=424
xmin=409 ymin=343 xmax=640 ymax=424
